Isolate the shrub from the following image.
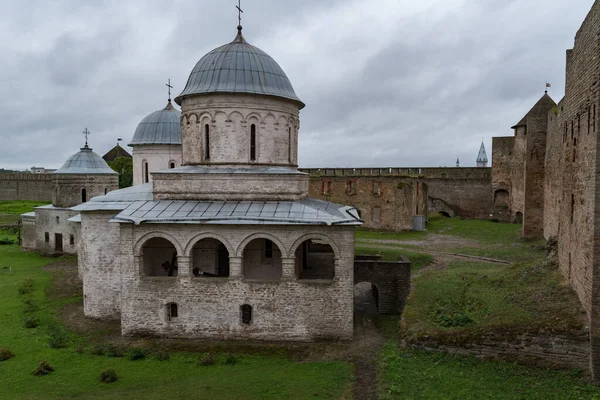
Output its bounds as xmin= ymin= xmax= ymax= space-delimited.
xmin=128 ymin=347 xmax=147 ymax=361
xmin=155 ymin=350 xmax=170 ymax=361
xmin=22 ymin=298 xmax=38 ymax=313
xmin=46 ymin=323 xmax=70 ymax=348
xmin=23 ymin=316 xmax=40 ymax=329
xmin=0 ymin=237 xmax=15 ymax=245
xmin=18 ymin=279 xmax=34 ymax=295
xmin=32 ymin=360 xmax=54 ymax=376
xmin=105 ymin=344 xmax=124 ymax=358
xmin=75 ymin=345 xmax=86 ymax=354
xmin=99 ymin=369 xmax=118 ymax=383
xmin=0 ymin=348 xmax=15 ymax=361
xmin=224 ymin=354 xmax=238 ymax=365
xmin=90 ymin=344 xmax=105 ymax=356
xmin=197 ymin=352 xmax=215 ymax=366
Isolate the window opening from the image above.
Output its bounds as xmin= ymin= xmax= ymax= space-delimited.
xmin=170 ymin=162 xmax=175 ymax=169
xmin=347 ymin=180 xmax=356 ymax=195
xmin=70 ymin=235 xmax=75 ymax=245
xmin=45 ymin=232 xmax=49 ymax=243
xmin=250 ymin=124 xmax=256 ymax=161
xmin=81 ymin=188 xmax=87 ymax=203
xmin=167 ymin=303 xmax=178 ymax=321
xmin=104 ymin=187 xmax=108 ymax=195
xmin=205 ymin=124 xmax=210 ymax=160
xmin=55 ymin=216 xmax=60 ymax=224
xmin=373 ymin=181 xmax=381 ymax=196
xmin=571 ymin=194 xmax=575 ymax=223
xmin=144 ymin=161 xmax=149 ymax=183
xmin=241 ymin=304 xmax=252 ymax=324
xmin=265 ymin=239 xmax=273 ymax=259
xmin=54 ymin=233 xmax=63 ymax=252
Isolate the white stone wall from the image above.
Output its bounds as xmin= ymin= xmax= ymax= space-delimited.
xmin=132 ymin=145 xmax=183 ymax=186
xmin=53 ymin=174 xmax=118 ymax=208
xmin=34 ymin=207 xmax=79 ymax=255
xmin=180 ymin=94 xmax=300 ymax=168
xmin=21 ymin=214 xmax=36 ymax=251
xmin=80 ymin=211 xmax=123 ymax=318
xmin=111 ymin=223 xmax=355 ymax=341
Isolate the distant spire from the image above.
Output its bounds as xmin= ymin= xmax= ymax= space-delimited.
xmin=476 ymin=140 xmax=488 ymax=167
xmin=456 ymin=157 xmax=460 ymax=167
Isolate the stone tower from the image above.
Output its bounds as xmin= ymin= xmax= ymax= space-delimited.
xmin=129 ymin=100 xmax=182 ymax=186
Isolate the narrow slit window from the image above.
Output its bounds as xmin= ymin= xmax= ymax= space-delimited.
xmin=104 ymin=187 xmax=108 ymax=194
xmin=205 ymin=124 xmax=210 ymax=160
xmin=241 ymin=304 xmax=252 ymax=324
xmin=144 ymin=161 xmax=149 ymax=183
xmin=70 ymin=235 xmax=75 ymax=245
xmin=81 ymin=188 xmax=87 ymax=203
xmin=250 ymin=124 xmax=256 ymax=161
xmin=45 ymin=232 xmax=49 ymax=243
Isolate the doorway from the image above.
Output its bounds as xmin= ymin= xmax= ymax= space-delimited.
xmin=54 ymin=233 xmax=63 ymax=253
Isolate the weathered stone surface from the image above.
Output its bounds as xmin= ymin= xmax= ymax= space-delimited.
xmin=132 ymin=144 xmax=183 ymax=186
xmin=0 ymin=173 xmax=53 ymax=201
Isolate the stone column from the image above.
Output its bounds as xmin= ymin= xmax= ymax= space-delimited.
xmin=134 ymin=255 xmax=143 ymax=277
xmin=281 ymin=257 xmax=296 ymax=280
xmin=177 ymin=256 xmax=191 ymax=277
xmin=229 ymin=256 xmax=242 ymax=278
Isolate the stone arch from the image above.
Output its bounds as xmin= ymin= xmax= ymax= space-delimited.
xmin=138 ymin=235 xmax=180 ymax=277
xmin=184 ymin=232 xmax=234 ymax=257
xmin=354 ymin=281 xmax=380 ymax=313
xmin=134 ymin=231 xmax=183 ymax=257
xmin=291 ymin=234 xmax=338 ymax=280
xmin=354 ymin=256 xmax=410 ymax=315
xmin=239 ymin=234 xmax=285 ymax=280
xmin=236 ymin=233 xmax=287 ymax=258
xmin=245 ymin=112 xmax=262 ymax=124
xmin=197 ymin=111 xmax=212 ymax=123
xmin=187 ymin=113 xmax=199 ymax=124
xmin=289 ymin=233 xmax=340 ymax=260
xmin=277 ymin=115 xmax=288 ymax=127
xmin=514 ymin=211 xmax=523 ymax=224
xmin=227 ymin=111 xmax=244 ymax=123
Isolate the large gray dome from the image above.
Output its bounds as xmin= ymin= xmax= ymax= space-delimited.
xmin=129 ymin=101 xmax=182 ymax=146
xmin=175 ymin=29 xmax=304 ymax=109
xmin=54 ymin=146 xmax=118 ymax=175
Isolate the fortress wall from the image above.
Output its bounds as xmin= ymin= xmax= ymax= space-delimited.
xmin=0 ymin=173 xmax=53 ymax=201
xmin=544 ymin=102 xmax=564 ymax=239
xmin=491 ymin=137 xmax=514 ymax=195
xmin=303 ymin=168 xmax=492 ymax=230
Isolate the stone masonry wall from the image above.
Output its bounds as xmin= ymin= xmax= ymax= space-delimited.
xmin=410 ymin=331 xmax=590 ymax=372
xmin=0 ymin=173 xmax=53 ymax=201
xmin=544 ymin=100 xmax=564 ymax=239
xmin=80 ymin=211 xmax=123 ymax=318
xmin=34 ymin=207 xmax=79 ymax=255
xmin=544 ymin=0 xmax=600 ymax=381
xmin=132 ymin=144 xmax=183 ymax=186
xmin=302 ymin=167 xmax=491 ymax=230
xmin=354 ymin=256 xmax=411 ymax=315
xmin=111 ymin=223 xmax=356 ymax=341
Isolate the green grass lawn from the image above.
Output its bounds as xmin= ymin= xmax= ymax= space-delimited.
xmin=379 ymin=344 xmax=600 ymax=399
xmin=0 ymin=243 xmax=352 ymax=399
xmin=400 ymin=260 xmax=584 ymax=342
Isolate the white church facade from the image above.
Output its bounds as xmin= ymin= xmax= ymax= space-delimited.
xmin=69 ymin=26 xmax=364 ymax=341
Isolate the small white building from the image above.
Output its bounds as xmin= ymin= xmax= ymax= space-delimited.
xmin=22 ymin=144 xmax=119 ymax=255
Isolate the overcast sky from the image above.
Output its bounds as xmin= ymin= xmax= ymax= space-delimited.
xmin=0 ymin=0 xmax=595 ymax=170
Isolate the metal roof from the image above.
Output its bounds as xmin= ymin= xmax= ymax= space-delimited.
xmin=71 ymin=183 xmax=153 ymax=211
xmin=129 ymin=101 xmax=182 ymax=146
xmin=110 ymin=198 xmax=362 ymax=226
xmin=54 ymin=146 xmax=118 ymax=175
xmin=175 ymin=28 xmax=304 ymax=109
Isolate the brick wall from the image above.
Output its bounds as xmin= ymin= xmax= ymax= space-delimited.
xmin=0 ymin=173 xmax=53 ymax=201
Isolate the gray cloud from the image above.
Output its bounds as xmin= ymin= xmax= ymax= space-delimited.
xmin=0 ymin=0 xmax=595 ymax=170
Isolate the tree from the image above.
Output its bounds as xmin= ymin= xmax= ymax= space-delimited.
xmin=107 ymin=157 xmax=133 ymax=188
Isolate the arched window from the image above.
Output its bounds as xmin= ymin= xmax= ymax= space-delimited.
xmin=55 ymin=216 xmax=60 ymax=224
xmin=142 ymin=237 xmax=178 ymax=277
xmin=250 ymin=124 xmax=256 ymax=161
xmin=104 ymin=188 xmax=108 ymax=195
xmin=81 ymin=188 xmax=87 ymax=203
xmin=169 ymin=162 xmax=175 ymax=169
xmin=166 ymin=303 xmax=178 ymax=321
xmin=288 ymin=126 xmax=292 ymax=163
xmin=205 ymin=124 xmax=210 ymax=160
xmin=191 ymin=238 xmax=230 ymax=278
xmin=295 ymin=239 xmax=335 ymax=280
xmin=243 ymin=238 xmax=282 ymax=280
xmin=241 ymin=304 xmax=252 ymax=324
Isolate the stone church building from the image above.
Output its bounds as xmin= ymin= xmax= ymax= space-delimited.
xmin=70 ymin=26 xmax=364 ymax=341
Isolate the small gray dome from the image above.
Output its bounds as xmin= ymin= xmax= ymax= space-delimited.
xmin=175 ymin=29 xmax=304 ymax=109
xmin=54 ymin=146 xmax=118 ymax=175
xmin=129 ymin=101 xmax=182 ymax=146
